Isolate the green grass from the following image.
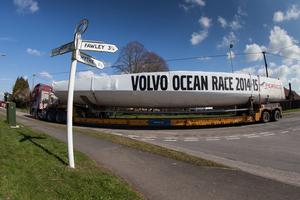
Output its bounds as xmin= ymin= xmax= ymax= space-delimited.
xmin=0 ymin=118 xmax=143 ymax=200
xmin=283 ymin=108 xmax=300 ymax=113
xmin=75 ymin=128 xmax=227 ymax=169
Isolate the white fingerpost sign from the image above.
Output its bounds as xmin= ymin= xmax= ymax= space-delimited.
xmin=80 ymin=40 xmax=118 ymax=53
xmin=51 ymin=19 xmax=118 ymax=168
xmin=76 ymin=51 xmax=105 ymax=69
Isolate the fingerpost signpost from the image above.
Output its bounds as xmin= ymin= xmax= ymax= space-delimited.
xmin=51 ymin=19 xmax=118 ymax=168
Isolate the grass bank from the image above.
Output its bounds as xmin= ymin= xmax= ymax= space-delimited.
xmin=283 ymin=108 xmax=300 ymax=113
xmin=0 ymin=118 xmax=143 ymax=200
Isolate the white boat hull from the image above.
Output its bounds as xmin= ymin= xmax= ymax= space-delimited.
xmin=53 ymin=71 xmax=285 ymax=108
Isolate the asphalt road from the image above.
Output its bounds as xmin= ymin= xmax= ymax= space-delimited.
xmin=86 ymin=112 xmax=300 ymax=187
xmin=1 ymin=109 xmax=300 ymax=200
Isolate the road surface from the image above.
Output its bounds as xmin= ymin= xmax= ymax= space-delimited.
xmin=87 ymin=112 xmax=300 ymax=187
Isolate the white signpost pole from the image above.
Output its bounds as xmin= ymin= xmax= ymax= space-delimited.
xmin=66 ymin=33 xmax=81 ymax=168
xmin=51 ymin=19 xmax=117 ymax=168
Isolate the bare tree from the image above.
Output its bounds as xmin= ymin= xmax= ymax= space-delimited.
xmin=141 ymin=52 xmax=169 ymax=73
xmin=114 ymin=41 xmax=169 ymax=73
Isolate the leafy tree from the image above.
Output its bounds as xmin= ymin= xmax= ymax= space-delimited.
xmin=12 ymin=77 xmax=30 ymax=108
xmin=114 ymin=41 xmax=169 ymax=73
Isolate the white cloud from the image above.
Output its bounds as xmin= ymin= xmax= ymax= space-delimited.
xmin=227 ymin=51 xmax=235 ymax=60
xmin=236 ymin=63 xmax=300 ymax=94
xmin=229 ymin=17 xmax=242 ymax=30
xmin=273 ymin=11 xmax=284 ymax=22
xmin=26 ymin=48 xmax=42 ymax=56
xmin=218 ymin=16 xmax=227 ymax=28
xmin=217 ymin=32 xmax=237 ymax=49
xmin=243 ymin=26 xmax=300 ymax=65
xmin=13 ymin=0 xmax=39 ymax=13
xmin=0 ymin=37 xmax=17 ymax=42
xmin=197 ymin=56 xmax=211 ymax=61
xmin=269 ymin=26 xmax=300 ymax=65
xmin=39 ymin=71 xmax=53 ymax=80
xmin=185 ymin=0 xmax=205 ymax=7
xmin=239 ymin=26 xmax=300 ymax=94
xmin=198 ymin=16 xmax=212 ymax=29
xmin=273 ymin=5 xmax=300 ymax=22
xmin=217 ymin=8 xmax=245 ymax=30
xmin=77 ymin=70 xmax=107 ymax=79
xmin=237 ymin=6 xmax=247 ymax=16
xmin=180 ymin=0 xmax=205 ymax=11
xmin=244 ymin=43 xmax=266 ymax=62
xmin=190 ymin=30 xmax=208 ymax=45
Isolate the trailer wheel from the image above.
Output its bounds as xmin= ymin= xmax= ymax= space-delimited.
xmin=272 ymin=110 xmax=281 ymax=121
xmin=261 ymin=111 xmax=270 ymax=123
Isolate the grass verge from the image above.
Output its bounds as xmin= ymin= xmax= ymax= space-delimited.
xmin=0 ymin=117 xmax=143 ymax=200
xmin=283 ymin=108 xmax=300 ymax=113
xmin=75 ymin=127 xmax=227 ymax=168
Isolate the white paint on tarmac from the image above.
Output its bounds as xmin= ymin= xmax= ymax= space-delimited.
xmin=280 ymin=131 xmax=289 ymax=134
xmin=261 ymin=133 xmax=275 ymax=137
xmin=112 ymin=133 xmax=123 ymax=136
xmin=183 ymin=137 xmax=199 ymax=142
xmin=164 ymin=137 xmax=178 ymax=142
xmin=206 ymin=137 xmax=220 ymax=141
xmin=128 ymin=135 xmax=140 ymax=139
xmin=225 ymin=137 xmax=240 ymax=140
xmin=246 ymin=135 xmax=261 ymax=138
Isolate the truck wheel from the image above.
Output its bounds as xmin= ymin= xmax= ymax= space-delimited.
xmin=261 ymin=111 xmax=270 ymax=123
xmin=272 ymin=110 xmax=281 ymax=121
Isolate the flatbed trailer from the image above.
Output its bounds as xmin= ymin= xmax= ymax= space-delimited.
xmin=73 ymin=103 xmax=282 ymax=127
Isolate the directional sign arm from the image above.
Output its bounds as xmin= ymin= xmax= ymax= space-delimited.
xmin=76 ymin=51 xmax=105 ymax=69
xmin=51 ymin=42 xmax=75 ymax=57
xmin=80 ymin=40 xmax=118 ymax=53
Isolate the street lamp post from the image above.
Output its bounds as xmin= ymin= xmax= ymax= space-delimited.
xmin=229 ymin=44 xmax=234 ymax=73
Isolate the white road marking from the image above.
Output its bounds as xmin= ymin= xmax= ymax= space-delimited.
xmin=164 ymin=139 xmax=178 ymax=142
xmin=183 ymin=137 xmax=199 ymax=142
xmin=280 ymin=131 xmax=289 ymax=134
xmin=128 ymin=135 xmax=139 ymax=138
xmin=243 ymin=133 xmax=258 ymax=137
xmin=141 ymin=138 xmax=156 ymax=141
xmin=258 ymin=132 xmax=269 ymax=135
xmin=246 ymin=135 xmax=261 ymax=138
xmin=261 ymin=133 xmax=275 ymax=136
xmin=292 ymin=127 xmax=300 ymax=131
xmin=112 ymin=133 xmax=123 ymax=136
xmin=225 ymin=137 xmax=240 ymax=140
xmin=206 ymin=137 xmax=220 ymax=141
xmin=164 ymin=137 xmax=178 ymax=142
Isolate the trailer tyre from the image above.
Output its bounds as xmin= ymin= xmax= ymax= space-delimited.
xmin=261 ymin=111 xmax=270 ymax=123
xmin=272 ymin=110 xmax=281 ymax=121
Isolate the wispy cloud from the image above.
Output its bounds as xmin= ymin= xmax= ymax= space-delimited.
xmin=13 ymin=0 xmax=39 ymax=14
xmin=39 ymin=71 xmax=53 ymax=80
xmin=180 ymin=0 xmax=205 ymax=11
xmin=198 ymin=16 xmax=212 ymax=29
xmin=217 ymin=32 xmax=237 ymax=49
xmin=217 ymin=7 xmax=246 ymax=30
xmin=273 ymin=5 xmax=300 ymax=22
xmin=0 ymin=37 xmax=17 ymax=42
xmin=27 ymin=48 xmax=43 ymax=56
xmin=190 ymin=30 xmax=208 ymax=45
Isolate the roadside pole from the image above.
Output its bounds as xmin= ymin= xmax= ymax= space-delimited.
xmin=51 ymin=19 xmax=118 ymax=168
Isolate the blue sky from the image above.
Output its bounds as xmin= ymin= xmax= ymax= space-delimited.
xmin=1 ymin=0 xmax=300 ymax=99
